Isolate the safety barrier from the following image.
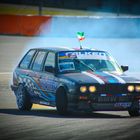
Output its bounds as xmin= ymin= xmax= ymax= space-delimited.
xmin=0 ymin=15 xmax=52 ymax=36
xmin=0 ymin=15 xmax=140 ymax=38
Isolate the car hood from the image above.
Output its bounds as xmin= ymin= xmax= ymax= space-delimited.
xmin=59 ymin=71 xmax=140 ymax=84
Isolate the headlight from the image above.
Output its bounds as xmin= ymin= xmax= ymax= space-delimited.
xmin=89 ymin=86 xmax=96 ymax=93
xmin=127 ymin=85 xmax=135 ymax=92
xmin=80 ymin=86 xmax=87 ymax=93
xmin=135 ymin=85 xmax=140 ymax=92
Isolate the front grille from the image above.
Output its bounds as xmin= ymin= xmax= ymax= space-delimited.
xmin=86 ymin=84 xmax=136 ymax=103
xmin=92 ymin=96 xmax=134 ymax=103
xmin=95 ymin=84 xmax=127 ymax=94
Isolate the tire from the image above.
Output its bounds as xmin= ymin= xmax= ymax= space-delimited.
xmin=128 ymin=101 xmax=140 ymax=117
xmin=85 ymin=111 xmax=93 ymax=116
xmin=128 ymin=109 xmax=139 ymax=117
xmin=56 ymin=88 xmax=68 ymax=115
xmin=16 ymin=84 xmax=32 ymax=111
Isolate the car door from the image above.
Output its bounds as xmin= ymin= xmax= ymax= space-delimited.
xmin=29 ymin=50 xmax=47 ymax=102
xmin=16 ymin=49 xmax=37 ymax=89
xmin=38 ymin=51 xmax=58 ymax=106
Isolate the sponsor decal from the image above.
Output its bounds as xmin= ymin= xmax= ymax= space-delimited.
xmin=59 ymin=51 xmax=109 ymax=60
xmin=19 ymin=75 xmax=54 ymax=101
xmin=114 ymin=102 xmax=132 ymax=108
xmin=122 ymin=94 xmax=127 ymax=96
xmin=101 ymin=94 xmax=106 ymax=97
xmin=59 ymin=62 xmax=75 ymax=72
xmin=100 ymin=93 xmax=126 ymax=97
xmin=44 ymin=80 xmax=58 ymax=93
xmin=115 ymin=93 xmax=127 ymax=97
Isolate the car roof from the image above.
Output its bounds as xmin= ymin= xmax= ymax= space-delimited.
xmin=30 ymin=47 xmax=105 ymax=53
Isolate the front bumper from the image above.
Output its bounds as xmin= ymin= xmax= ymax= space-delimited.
xmin=77 ymin=101 xmax=136 ymax=111
xmin=74 ymin=83 xmax=140 ymax=111
xmin=75 ymin=93 xmax=140 ymax=111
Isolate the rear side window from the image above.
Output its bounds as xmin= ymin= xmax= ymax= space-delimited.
xmin=19 ymin=50 xmax=35 ymax=69
xmin=44 ymin=52 xmax=55 ymax=68
xmin=32 ymin=51 xmax=46 ymax=71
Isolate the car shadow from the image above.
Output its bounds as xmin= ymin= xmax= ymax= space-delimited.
xmin=0 ymin=108 xmax=130 ymax=119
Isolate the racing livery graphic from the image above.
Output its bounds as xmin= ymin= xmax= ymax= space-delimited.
xmin=11 ymin=47 xmax=140 ymax=116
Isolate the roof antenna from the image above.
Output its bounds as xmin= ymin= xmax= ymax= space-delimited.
xmin=77 ymin=32 xmax=85 ymax=49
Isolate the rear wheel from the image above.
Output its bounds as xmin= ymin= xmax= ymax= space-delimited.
xmin=16 ymin=84 xmax=32 ymax=111
xmin=56 ymin=88 xmax=68 ymax=115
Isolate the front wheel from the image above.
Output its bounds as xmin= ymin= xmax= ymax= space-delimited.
xmin=16 ymin=84 xmax=32 ymax=111
xmin=56 ymin=88 xmax=68 ymax=115
xmin=128 ymin=101 xmax=140 ymax=117
xmin=128 ymin=109 xmax=139 ymax=117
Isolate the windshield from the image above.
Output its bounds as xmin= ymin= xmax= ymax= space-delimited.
xmin=58 ymin=51 xmax=122 ymax=73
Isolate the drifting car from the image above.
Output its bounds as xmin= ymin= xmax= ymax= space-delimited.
xmin=11 ymin=47 xmax=140 ymax=116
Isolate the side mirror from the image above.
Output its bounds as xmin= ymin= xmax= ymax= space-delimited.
xmin=121 ymin=65 xmax=129 ymax=72
xmin=45 ymin=66 xmax=55 ymax=73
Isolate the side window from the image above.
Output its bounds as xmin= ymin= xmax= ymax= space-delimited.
xmin=32 ymin=51 xmax=46 ymax=71
xmin=19 ymin=50 xmax=35 ymax=69
xmin=44 ymin=52 xmax=55 ymax=68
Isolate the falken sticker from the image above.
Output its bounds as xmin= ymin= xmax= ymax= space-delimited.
xmin=59 ymin=51 xmax=110 ymax=60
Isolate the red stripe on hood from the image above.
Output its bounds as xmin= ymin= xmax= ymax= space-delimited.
xmin=87 ymin=71 xmax=109 ymax=83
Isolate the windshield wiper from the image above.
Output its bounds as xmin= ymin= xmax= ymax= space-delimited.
xmin=73 ymin=58 xmax=95 ymax=72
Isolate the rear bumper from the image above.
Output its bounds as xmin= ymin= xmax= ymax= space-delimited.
xmin=11 ymin=85 xmax=18 ymax=92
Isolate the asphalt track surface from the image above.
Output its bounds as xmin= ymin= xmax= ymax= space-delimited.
xmin=0 ymin=36 xmax=140 ymax=140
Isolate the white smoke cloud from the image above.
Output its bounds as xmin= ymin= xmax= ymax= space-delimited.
xmin=26 ymin=16 xmax=140 ymax=72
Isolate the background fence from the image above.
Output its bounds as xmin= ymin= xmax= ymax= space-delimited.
xmin=0 ymin=15 xmax=140 ymax=38
xmin=0 ymin=15 xmax=52 ymax=36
